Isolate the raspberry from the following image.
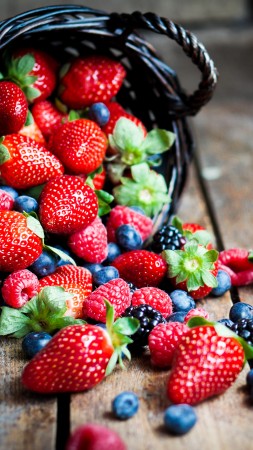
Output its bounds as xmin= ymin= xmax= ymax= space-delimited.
xmin=131 ymin=287 xmax=173 ymax=318
xmin=184 ymin=308 xmax=209 ymax=323
xmin=1 ymin=269 xmax=39 ymax=308
xmin=68 ymin=217 xmax=108 ymax=264
xmin=148 ymin=322 xmax=189 ymax=368
xmin=83 ymin=278 xmax=131 ymax=323
xmin=0 ymin=189 xmax=14 ymax=211
xmin=66 ymin=423 xmax=126 ymax=450
xmin=106 ymin=205 xmax=153 ymax=243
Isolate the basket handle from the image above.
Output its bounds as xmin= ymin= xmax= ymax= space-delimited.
xmin=109 ymin=11 xmax=218 ymax=116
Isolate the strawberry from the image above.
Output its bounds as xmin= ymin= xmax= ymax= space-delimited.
xmin=166 ymin=319 xmax=253 ymax=405
xmin=131 ymin=287 xmax=173 ymax=318
xmin=19 ymin=121 xmax=47 ymax=145
xmin=0 ymin=188 xmax=14 ymax=210
xmin=102 ymin=102 xmax=147 ymax=138
xmin=7 ymin=48 xmax=58 ymax=103
xmin=112 ymin=250 xmax=167 ymax=288
xmin=59 ymin=56 xmax=126 ymax=109
xmin=66 ymin=423 xmax=126 ymax=450
xmin=0 ymin=81 xmax=28 ymax=135
xmin=39 ymin=265 xmax=92 ymax=318
xmin=31 ymin=100 xmax=67 ymax=140
xmin=83 ymin=278 xmax=131 ymax=323
xmin=68 ymin=216 xmax=108 ymax=264
xmin=21 ymin=301 xmax=139 ymax=393
xmin=148 ymin=321 xmax=189 ymax=368
xmin=162 ymin=241 xmax=219 ymax=299
xmin=38 ymin=175 xmax=98 ymax=234
xmin=1 ymin=269 xmax=39 ymax=308
xmin=106 ymin=205 xmax=153 ymax=243
xmin=48 ymin=118 xmax=107 ymax=175
xmin=0 ymin=134 xmax=64 ymax=189
xmin=0 ymin=210 xmax=43 ymax=272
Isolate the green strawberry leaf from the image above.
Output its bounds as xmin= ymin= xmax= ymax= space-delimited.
xmin=248 ymin=251 xmax=253 ymax=262
xmin=55 ymin=97 xmax=68 ymax=114
xmin=140 ymin=129 xmax=175 ymax=155
xmin=131 ymin=162 xmax=150 ymax=184
xmin=105 ymin=350 xmax=120 ymax=376
xmin=68 ymin=110 xmax=80 ymax=121
xmin=22 ymin=75 xmax=38 ymax=86
xmin=0 ymin=143 xmax=11 ymax=164
xmin=188 ymin=230 xmax=212 ymax=247
xmin=23 ymin=86 xmax=41 ymax=102
xmin=111 ymin=117 xmax=145 ymax=152
xmin=0 ymin=72 xmax=4 ymax=80
xmin=112 ymin=317 xmax=140 ymax=336
xmin=15 ymin=54 xmax=35 ymax=77
xmin=23 ymin=183 xmax=45 ymax=200
xmin=0 ymin=307 xmax=32 ymax=336
xmin=96 ymin=189 xmax=114 ymax=217
xmin=105 ymin=299 xmax=114 ymax=332
xmin=45 ymin=245 xmax=76 ymax=266
xmin=24 ymin=110 xmax=34 ymax=127
xmin=201 ymin=270 xmax=218 ymax=288
xmin=36 ymin=286 xmax=73 ymax=312
xmin=24 ymin=213 xmax=44 ymax=239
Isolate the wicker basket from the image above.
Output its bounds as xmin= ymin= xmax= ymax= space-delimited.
xmin=0 ymin=5 xmax=218 ymax=233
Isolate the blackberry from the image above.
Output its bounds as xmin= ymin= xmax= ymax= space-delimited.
xmin=127 ymin=282 xmax=138 ymax=295
xmin=230 ymin=318 xmax=253 ymax=346
xmin=123 ymin=304 xmax=166 ymax=349
xmin=151 ymin=225 xmax=186 ymax=253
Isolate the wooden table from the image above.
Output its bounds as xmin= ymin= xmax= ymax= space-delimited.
xmin=1 ymin=27 xmax=253 ymax=450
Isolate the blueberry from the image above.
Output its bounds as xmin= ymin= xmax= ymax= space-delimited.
xmin=166 ymin=311 xmax=187 ymax=323
xmin=229 ymin=302 xmax=253 ymax=322
xmin=82 ymin=263 xmax=104 ymax=275
xmin=22 ymin=332 xmax=52 ymax=358
xmin=112 ymin=391 xmax=139 ymax=420
xmin=14 ymin=195 xmax=38 ymax=213
xmin=53 ymin=245 xmax=74 ymax=267
xmin=246 ymin=369 xmax=253 ymax=388
xmin=93 ymin=266 xmax=119 ymax=285
xmin=170 ymin=290 xmax=196 ymax=312
xmin=116 ymin=224 xmax=143 ymax=251
xmin=104 ymin=242 xmax=121 ymax=264
xmin=211 ymin=270 xmax=231 ymax=296
xmin=217 ymin=318 xmax=234 ymax=328
xmin=164 ymin=404 xmax=197 ymax=435
xmin=88 ymin=102 xmax=110 ymax=127
xmin=0 ymin=185 xmax=19 ymax=200
xmin=29 ymin=250 xmax=58 ymax=277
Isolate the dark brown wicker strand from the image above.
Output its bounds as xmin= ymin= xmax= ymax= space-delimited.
xmin=0 ymin=5 xmax=217 ymax=229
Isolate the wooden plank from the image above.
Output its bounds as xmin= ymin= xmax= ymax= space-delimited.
xmin=0 ymin=338 xmax=57 ymax=450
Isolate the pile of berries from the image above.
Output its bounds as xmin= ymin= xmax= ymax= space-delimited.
xmin=0 ymin=46 xmax=253 ymax=446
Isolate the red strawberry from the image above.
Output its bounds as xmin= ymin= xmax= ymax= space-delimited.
xmin=0 ymin=188 xmax=14 ymax=210
xmin=162 ymin=241 xmax=219 ymax=299
xmin=48 ymin=119 xmax=107 ymax=175
xmin=19 ymin=121 xmax=47 ymax=145
xmin=0 ymin=81 xmax=28 ymax=135
xmin=83 ymin=278 xmax=131 ymax=323
xmin=31 ymin=100 xmax=67 ymax=140
xmin=66 ymin=423 xmax=126 ymax=450
xmin=184 ymin=307 xmax=209 ymax=323
xmin=9 ymin=48 xmax=58 ymax=103
xmin=182 ymin=223 xmax=206 ymax=234
xmin=102 ymin=102 xmax=147 ymax=138
xmin=131 ymin=287 xmax=173 ymax=318
xmin=0 ymin=211 xmax=43 ymax=272
xmin=21 ymin=301 xmax=139 ymax=393
xmin=148 ymin=321 xmax=189 ymax=368
xmin=182 ymin=222 xmax=213 ymax=249
xmin=68 ymin=217 xmax=108 ymax=264
xmin=106 ymin=205 xmax=153 ymax=243
xmin=59 ymin=56 xmax=126 ymax=109
xmin=80 ymin=165 xmax=106 ymax=191
xmin=167 ymin=323 xmax=246 ymax=405
xmin=39 ymin=175 xmax=98 ymax=234
xmin=0 ymin=134 xmax=64 ymax=189
xmin=39 ymin=265 xmax=92 ymax=318
xmin=112 ymin=250 xmax=167 ymax=288
xmin=1 ymin=269 xmax=39 ymax=308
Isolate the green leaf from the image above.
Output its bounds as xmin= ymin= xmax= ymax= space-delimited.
xmin=0 ymin=307 xmax=32 ymax=336
xmin=112 ymin=117 xmax=145 ymax=152
xmin=186 ymin=271 xmax=203 ymax=291
xmin=95 ymin=189 xmax=114 ymax=204
xmin=187 ymin=317 xmax=213 ymax=328
xmin=39 ymin=286 xmax=73 ymax=312
xmin=131 ymin=163 xmax=150 ymax=184
xmin=202 ymin=249 xmax=219 ymax=264
xmin=0 ymin=72 xmax=4 ymax=80
xmin=23 ymin=183 xmax=45 ymax=200
xmin=105 ymin=350 xmax=120 ymax=376
xmin=113 ymin=317 xmax=140 ymax=335
xmin=162 ymin=249 xmax=183 ymax=267
xmin=22 ymin=75 xmax=38 ymax=86
xmin=59 ymin=62 xmax=71 ymax=79
xmin=248 ymin=251 xmax=253 ymax=262
xmin=15 ymin=54 xmax=35 ymax=76
xmin=25 ymin=214 xmax=44 ymax=239
xmin=140 ymin=129 xmax=175 ymax=155
xmin=55 ymin=97 xmax=68 ymax=114
xmin=0 ymin=143 xmax=10 ymax=164
xmin=98 ymin=201 xmax=112 ymax=217
xmin=68 ymin=110 xmax=80 ymax=121
xmin=45 ymin=245 xmax=76 ymax=266
xmin=188 ymin=230 xmax=212 ymax=247
xmin=201 ymin=271 xmax=218 ymax=288
xmin=121 ymin=346 xmax=131 ymax=361
xmin=24 ymin=110 xmax=34 ymax=127
xmin=23 ymin=86 xmax=41 ymax=102
xmin=105 ymin=299 xmax=114 ymax=332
